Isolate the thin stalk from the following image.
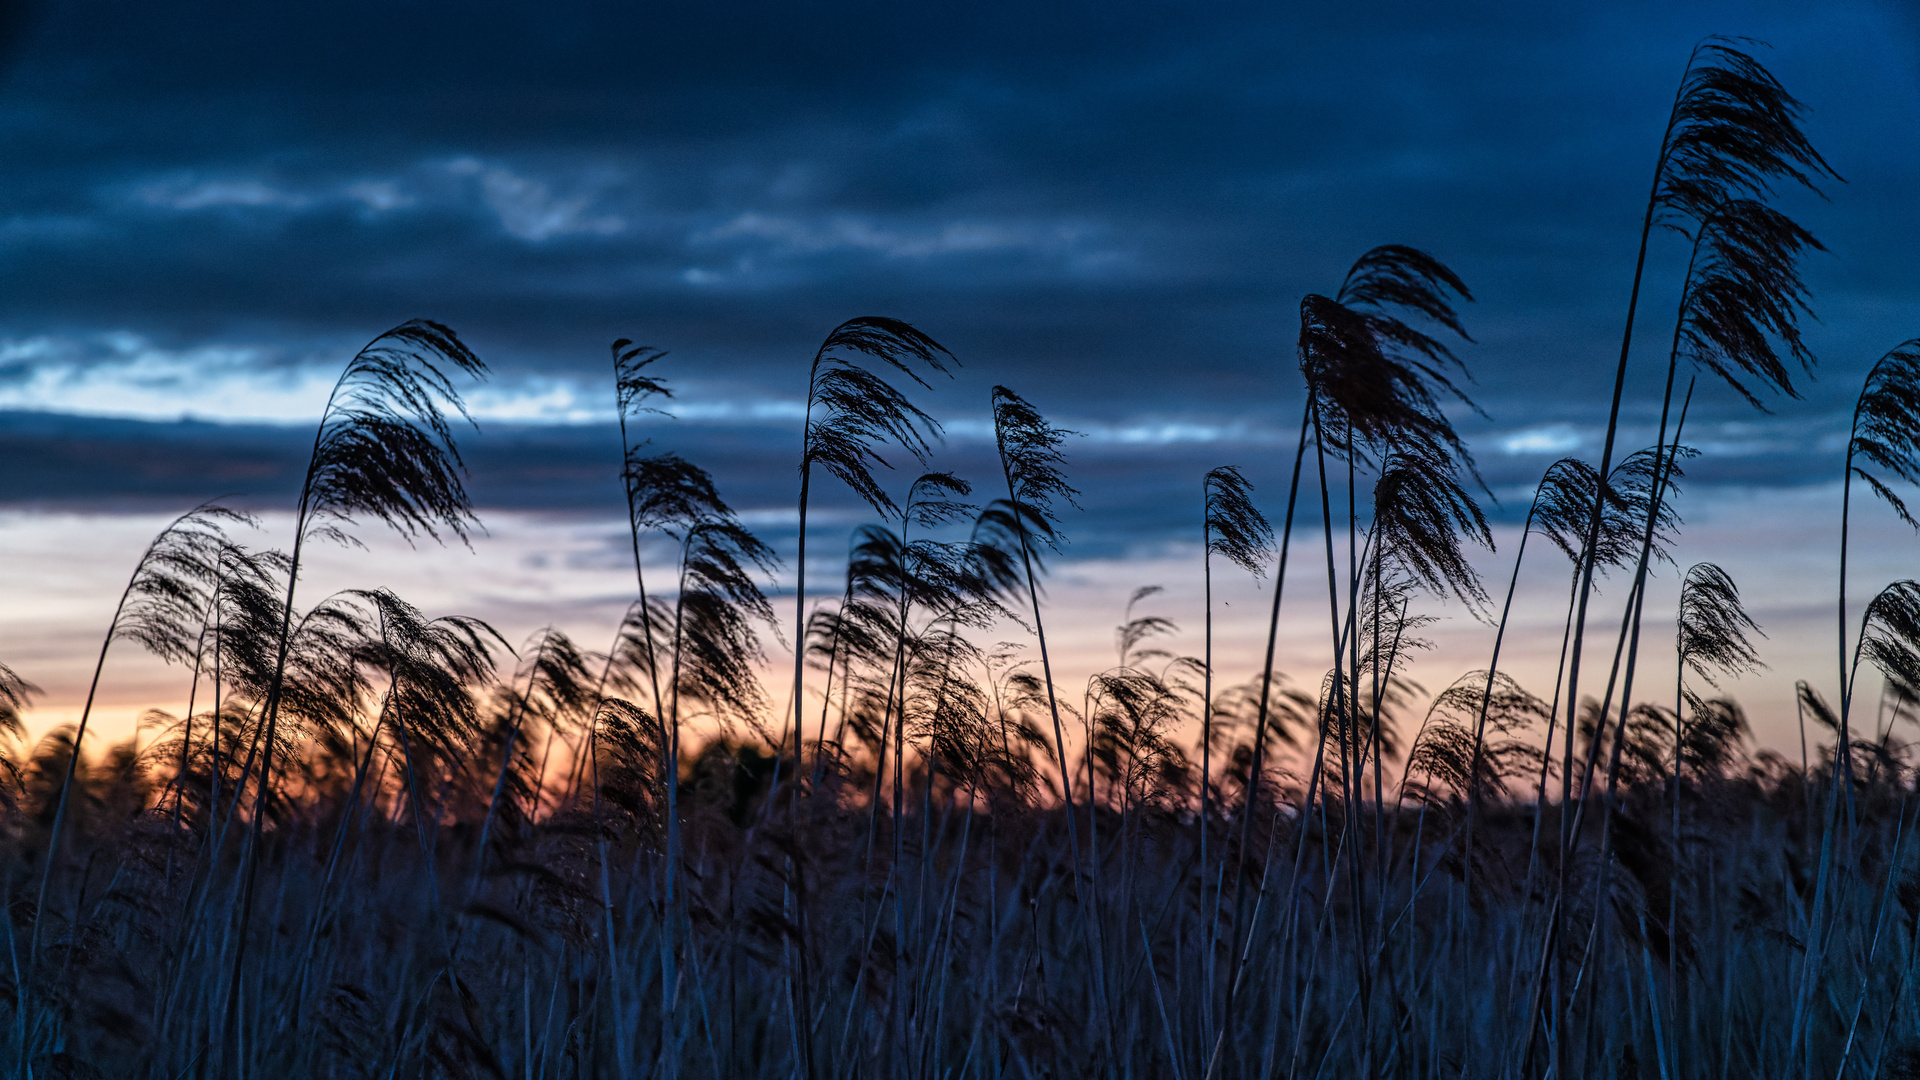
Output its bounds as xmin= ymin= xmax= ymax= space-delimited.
xmin=999 ymin=435 xmax=1114 ymax=1055
xmin=1215 ymin=398 xmax=1311 ymax=1062
xmin=469 ymin=631 xmax=557 ymax=902
xmin=1539 ymin=51 xmax=1693 ymax=1078
xmin=28 ymin=555 xmax=153 ymax=982
xmin=1462 ymin=497 xmax=1540 ymax=903
xmin=1200 ymin=476 xmax=1216 ymax=1038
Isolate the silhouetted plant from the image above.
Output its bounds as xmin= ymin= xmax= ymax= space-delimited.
xmin=16 ymin=37 xmax=1920 ymax=1080
xmin=989 ymin=383 xmax=1117 ymax=1039
xmin=788 ymin=318 xmax=954 ymax=794
xmin=27 ymin=503 xmax=251 ymax=982
xmin=1677 ymin=563 xmax=1765 ymax=714
xmin=1268 ymin=242 xmax=1477 ymax=1071
xmin=613 ymin=339 xmax=674 ymax=724
xmin=221 ymin=320 xmax=485 ymax=1063
xmin=1406 ymin=671 xmax=1547 ymax=808
xmin=1840 ymin=341 xmax=1920 ymax=739
xmin=1199 ymin=464 xmax=1273 ymax=943
xmin=1542 ymin=41 xmax=1836 ymax=1068
xmin=346 ymin=587 xmax=503 ymax=832
xmin=1369 ymin=447 xmax=1492 ymax=610
xmin=1302 ymin=244 xmax=1479 ymax=469
xmin=991 ymin=389 xmax=1082 ymax=818
xmin=472 ymin=627 xmax=596 ymax=894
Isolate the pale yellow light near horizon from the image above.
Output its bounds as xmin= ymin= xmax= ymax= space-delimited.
xmin=0 ymin=480 xmax=1909 ymax=773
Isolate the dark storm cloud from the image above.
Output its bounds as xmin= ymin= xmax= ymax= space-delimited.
xmin=0 ymin=0 xmax=1916 ymax=540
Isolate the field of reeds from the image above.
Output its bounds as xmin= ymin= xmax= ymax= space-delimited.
xmin=5 ymin=37 xmax=1920 ymax=1080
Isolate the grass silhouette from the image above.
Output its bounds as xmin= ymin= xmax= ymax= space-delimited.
xmin=4 ymin=38 xmax=1919 ymax=1080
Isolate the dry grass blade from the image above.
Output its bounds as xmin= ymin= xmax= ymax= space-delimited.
xmin=348 ymin=588 xmax=506 ymax=757
xmin=991 ymin=387 xmax=1081 ymax=550
xmin=1369 ymin=448 xmax=1493 ymax=609
xmin=1303 ymin=245 xmax=1479 ymax=470
xmin=1849 ymin=341 xmax=1920 ymax=528
xmin=474 ymin=627 xmax=597 ymax=859
xmin=112 ymin=505 xmax=257 ymax=664
xmin=1656 ymin=38 xmax=1839 ymax=226
xmin=1676 ymin=696 xmax=1750 ymax=778
xmin=1601 ymin=446 xmax=1694 ymax=572
xmin=1208 ymin=675 xmax=1312 ymax=756
xmin=988 ymin=383 xmax=1112 ymax=1039
xmin=1410 ymin=671 xmax=1547 ymax=804
xmin=1676 ymin=198 xmax=1822 ymax=408
xmin=1677 ymin=563 xmax=1766 ymax=710
xmin=0 ymin=664 xmax=36 ymax=749
xmin=1797 ymin=679 xmax=1839 ymax=733
xmin=1205 ymin=466 xmax=1274 ymax=578
xmin=901 ymin=626 xmax=995 ymax=776
xmin=905 ymin=470 xmax=975 ymax=527
xmin=1861 ymin=582 xmax=1920 ymax=703
xmin=201 ymin=548 xmax=294 ymax=702
xmin=301 ymin=319 xmax=489 ymax=548
xmin=790 ymin=318 xmax=955 ymax=806
xmin=591 ymin=697 xmax=666 ymax=824
xmin=1085 ymin=667 xmax=1192 ymax=811
xmin=628 ymin=452 xmax=731 ymax=534
xmin=969 ymin=499 xmax=1049 ymax=598
xmin=806 ymin=318 xmax=955 ymax=519
xmin=27 ymin=502 xmax=258 ymax=984
xmin=1338 ymin=244 xmax=1474 ymax=337
xmin=1114 ymin=586 xmax=1176 ymax=669
xmin=613 ymin=339 xmax=672 ymax=419
xmin=675 ymin=517 xmax=781 ymax=729
xmin=1356 ymin=570 xmax=1437 ymax=678
xmin=1529 ymin=458 xmax=1603 ymax=565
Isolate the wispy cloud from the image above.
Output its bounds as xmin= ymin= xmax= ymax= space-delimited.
xmin=137 ymin=179 xmax=311 ymax=211
xmin=698 ymin=212 xmax=1091 ymax=258
xmin=0 ymin=332 xmax=814 ymax=426
xmin=0 ymin=333 xmax=333 ymax=421
xmin=679 ymin=210 xmax=1132 ymax=284
xmin=132 ymin=174 xmax=418 ymax=216
xmin=1497 ymin=423 xmax=1583 ymax=455
xmin=127 ymin=161 xmax=632 ymax=240
xmin=344 ymin=180 xmax=412 ymax=211
xmin=450 ymin=157 xmax=626 ymax=241
xmin=939 ymin=414 xmax=1283 ymax=447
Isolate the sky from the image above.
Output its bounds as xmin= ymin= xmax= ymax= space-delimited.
xmin=1 ymin=0 xmax=1918 ymax=757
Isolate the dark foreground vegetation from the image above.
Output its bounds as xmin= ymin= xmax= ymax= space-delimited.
xmin=4 ymin=37 xmax=1920 ymax=1080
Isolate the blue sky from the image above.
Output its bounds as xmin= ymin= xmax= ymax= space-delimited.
xmin=1 ymin=1 xmax=1918 ymax=743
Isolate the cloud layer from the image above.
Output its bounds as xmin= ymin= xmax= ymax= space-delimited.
xmin=0 ymin=3 xmax=1911 ymax=476
xmin=0 ymin=1 xmax=1914 ymax=606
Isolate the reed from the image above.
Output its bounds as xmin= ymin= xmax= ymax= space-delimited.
xmin=6 ymin=38 xmax=1920 ymax=1080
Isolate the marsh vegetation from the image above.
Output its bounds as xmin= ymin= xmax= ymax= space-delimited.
xmin=3 ymin=38 xmax=1918 ymax=1080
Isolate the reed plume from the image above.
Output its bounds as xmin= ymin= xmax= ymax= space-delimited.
xmin=27 ymin=503 xmax=251 ymax=984
xmin=613 ymin=339 xmax=674 ymax=725
xmin=789 ymin=318 xmax=953 ymax=805
xmin=219 ymin=321 xmax=485 ymax=1064
xmin=1198 ymin=464 xmax=1273 ymax=1001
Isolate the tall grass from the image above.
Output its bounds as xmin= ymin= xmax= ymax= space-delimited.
xmin=4 ymin=38 xmax=1919 ymax=1080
